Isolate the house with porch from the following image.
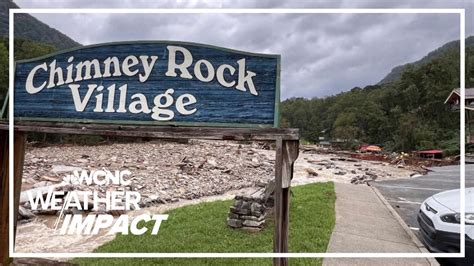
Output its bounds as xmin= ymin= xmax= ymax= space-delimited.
xmin=445 ymin=88 xmax=474 ymax=143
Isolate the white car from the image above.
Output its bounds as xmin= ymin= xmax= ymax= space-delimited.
xmin=418 ymin=187 xmax=474 ymax=258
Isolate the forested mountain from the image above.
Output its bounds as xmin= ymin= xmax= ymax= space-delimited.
xmin=0 ymin=1 xmax=472 ymax=153
xmin=0 ymin=0 xmax=77 ymax=106
xmin=0 ymin=38 xmax=57 ymax=106
xmin=281 ymin=37 xmax=474 ymax=155
xmin=379 ymin=36 xmax=474 ymax=84
xmin=0 ymin=0 xmax=80 ymax=50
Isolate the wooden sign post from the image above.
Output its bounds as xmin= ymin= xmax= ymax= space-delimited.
xmin=0 ymin=41 xmax=299 ymax=265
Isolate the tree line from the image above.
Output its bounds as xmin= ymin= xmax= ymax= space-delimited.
xmin=1 ymin=38 xmax=473 ymax=151
xmin=281 ymin=43 xmax=474 ymax=155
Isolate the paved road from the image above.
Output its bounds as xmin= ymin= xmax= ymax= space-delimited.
xmin=372 ymin=164 xmax=474 ymax=236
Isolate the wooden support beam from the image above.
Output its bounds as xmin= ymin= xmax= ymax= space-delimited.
xmin=281 ymin=140 xmax=299 ymax=188
xmin=0 ymin=130 xmax=9 ymax=265
xmin=274 ymin=138 xmax=284 ymax=266
xmin=0 ymin=122 xmax=299 ymax=141
xmin=273 ymin=138 xmax=299 ymax=266
xmin=13 ymin=132 xmax=26 ymax=241
xmin=0 ymin=130 xmax=26 ymax=264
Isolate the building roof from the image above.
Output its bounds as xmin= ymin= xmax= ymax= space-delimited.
xmin=445 ymin=88 xmax=474 ymax=104
xmin=366 ymin=145 xmax=382 ymax=152
xmin=414 ymin=149 xmax=443 ymax=154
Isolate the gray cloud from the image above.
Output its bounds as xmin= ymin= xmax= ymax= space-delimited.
xmin=13 ymin=0 xmax=472 ymax=99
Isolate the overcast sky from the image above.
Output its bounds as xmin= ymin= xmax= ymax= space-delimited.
xmin=13 ymin=0 xmax=474 ymax=99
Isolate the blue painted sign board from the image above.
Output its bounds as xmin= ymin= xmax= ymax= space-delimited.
xmin=13 ymin=41 xmax=280 ymax=127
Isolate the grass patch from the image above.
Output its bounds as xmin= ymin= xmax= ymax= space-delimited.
xmin=73 ymin=182 xmax=335 ymax=265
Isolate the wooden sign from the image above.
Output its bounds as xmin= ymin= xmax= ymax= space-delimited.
xmin=13 ymin=41 xmax=280 ymax=127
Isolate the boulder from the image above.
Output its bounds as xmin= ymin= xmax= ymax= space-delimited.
xmin=18 ymin=206 xmax=35 ymax=220
xmin=227 ymin=218 xmax=243 ymax=228
xmin=243 ymin=219 xmax=265 ymax=227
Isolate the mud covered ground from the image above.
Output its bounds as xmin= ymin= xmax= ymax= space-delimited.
xmin=16 ymin=140 xmax=418 ymax=255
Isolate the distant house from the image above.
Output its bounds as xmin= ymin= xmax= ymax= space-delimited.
xmin=413 ymin=149 xmax=443 ymax=159
xmin=360 ymin=144 xmax=382 ymax=153
xmin=445 ymin=88 xmax=474 ymax=108
xmin=318 ymin=128 xmax=330 ymax=142
xmin=359 ymin=143 xmax=370 ymax=151
xmin=445 ymin=88 xmax=474 ymax=143
xmin=319 ymin=141 xmax=331 ymax=146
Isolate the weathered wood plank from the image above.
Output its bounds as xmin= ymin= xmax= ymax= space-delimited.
xmin=273 ymin=137 xmax=288 ymax=266
xmin=13 ymin=132 xmax=26 ymax=244
xmin=13 ymin=41 xmax=280 ymax=127
xmin=0 ymin=121 xmax=299 ymax=141
xmin=263 ymin=179 xmax=275 ymax=201
xmin=273 ymin=139 xmax=296 ymax=265
xmin=280 ymin=187 xmax=290 ymax=265
xmin=0 ymin=130 xmax=9 ymax=265
xmin=282 ymin=140 xmax=299 ymax=188
xmin=0 ymin=131 xmax=25 ymax=261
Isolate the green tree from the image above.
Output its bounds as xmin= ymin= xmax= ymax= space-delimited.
xmin=281 ymin=37 xmax=469 ymax=153
xmin=0 ymin=41 xmax=7 ymax=103
xmin=332 ymin=112 xmax=361 ymax=142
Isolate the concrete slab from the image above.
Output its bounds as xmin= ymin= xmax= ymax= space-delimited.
xmin=323 ymin=183 xmax=436 ymax=266
xmin=333 ymin=216 xmax=415 ymax=245
xmin=327 ymin=231 xmax=420 ymax=253
xmin=335 ymin=198 xmax=393 ymax=217
xmin=323 ymin=258 xmax=431 ymax=266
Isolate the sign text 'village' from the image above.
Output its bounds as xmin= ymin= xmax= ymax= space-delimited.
xmin=14 ymin=42 xmax=279 ymax=127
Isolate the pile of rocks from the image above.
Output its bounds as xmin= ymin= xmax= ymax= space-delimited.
xmin=350 ymin=171 xmax=378 ymax=184
xmin=20 ymin=140 xmax=275 ymax=216
xmin=227 ymin=181 xmax=274 ymax=232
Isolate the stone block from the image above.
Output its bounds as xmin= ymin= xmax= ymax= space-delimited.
xmin=241 ymin=214 xmax=265 ymax=221
xmin=227 ymin=218 xmax=243 ymax=228
xmin=243 ymin=219 xmax=265 ymax=227
xmin=241 ymin=201 xmax=251 ymax=210
xmin=234 ymin=199 xmax=243 ymax=208
xmin=241 ymin=226 xmax=261 ymax=233
xmin=250 ymin=202 xmax=263 ymax=213
xmin=228 ymin=212 xmax=240 ymax=219
xmin=230 ymin=206 xmax=250 ymax=215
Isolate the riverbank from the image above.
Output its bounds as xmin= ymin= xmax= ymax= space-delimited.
xmin=15 ymin=141 xmax=421 ymax=255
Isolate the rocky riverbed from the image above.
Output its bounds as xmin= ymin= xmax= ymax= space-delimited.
xmin=15 ymin=140 xmax=418 ymax=254
xmin=21 ymin=140 xmax=274 ymax=206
